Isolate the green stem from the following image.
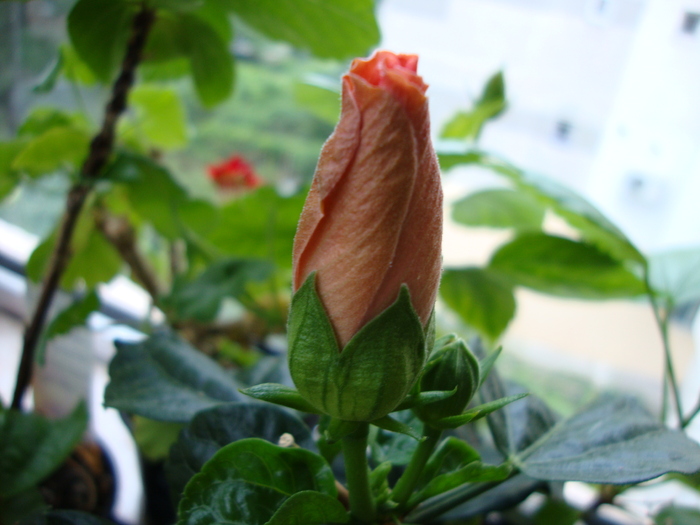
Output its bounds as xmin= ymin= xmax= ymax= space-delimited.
xmin=644 ymin=269 xmax=684 ymax=427
xmin=391 ymin=425 xmax=441 ymax=509
xmin=341 ymin=422 xmax=376 ymax=524
xmin=404 ymin=479 xmax=503 ymax=523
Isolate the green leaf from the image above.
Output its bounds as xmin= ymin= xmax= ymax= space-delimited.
xmin=128 ymin=85 xmax=188 ymax=149
xmin=323 ymin=419 xmax=359 ymax=444
xmin=179 ymin=13 xmax=234 ymax=107
xmin=104 ymin=152 xmax=193 ymax=240
xmin=32 ymin=53 xmax=63 ymax=94
xmin=534 ymin=499 xmax=580 ymax=525
xmin=166 ymin=403 xmax=313 ymax=499
xmin=163 ymin=258 xmax=273 ymax=322
xmin=132 ymin=416 xmax=184 ymax=462
xmin=177 ymin=438 xmax=336 ymax=525
xmin=294 ymin=80 xmax=340 ymax=124
xmin=207 ymin=186 xmax=305 ymax=268
xmin=440 ymin=268 xmax=516 ymax=341
xmin=240 ymin=384 xmax=322 ymax=414
xmin=489 ymin=233 xmax=646 ymax=299
xmin=441 ymin=72 xmax=506 ymax=141
xmin=369 ymin=461 xmax=392 ymax=503
xmin=0 ymin=141 xmax=24 ymax=201
xmin=409 ymin=462 xmax=512 ymax=507
xmin=265 ymin=491 xmax=348 ymax=525
xmin=223 ymin=0 xmax=379 ymax=59
xmin=25 ymin=212 xmax=122 ymax=290
xmin=0 ymin=487 xmax=47 ymax=525
xmin=517 ymin=394 xmax=700 ymax=483
xmin=370 ymin=410 xmax=420 ymax=467
xmin=12 ymin=127 xmax=90 ymax=177
xmin=104 ymin=332 xmax=242 ymax=422
xmin=0 ymin=403 xmax=88 ymax=498
xmin=38 ymin=290 xmax=100 ymax=365
xmin=648 ymin=247 xmax=700 ymax=308
xmin=452 ymin=188 xmax=545 ymax=231
xmin=19 ymin=509 xmax=116 ymax=525
xmin=432 ymin=394 xmax=529 ymax=430
xmin=419 ymin=437 xmax=481 ymax=489
xmin=60 ymin=44 xmax=99 ymax=85
xmin=478 ymin=347 xmax=502 ymax=387
xmin=18 ymin=108 xmax=86 ymax=138
xmin=67 ymin=0 xmax=134 ymax=82
xmin=654 ymin=505 xmax=700 ymax=525
xmin=395 ymin=389 xmax=457 ymax=411
xmin=371 ymin=415 xmax=421 ymax=440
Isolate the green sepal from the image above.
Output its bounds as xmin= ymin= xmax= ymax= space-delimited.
xmin=414 ymin=339 xmax=481 ymax=423
xmin=394 ymin=389 xmax=458 ymax=411
xmin=371 ymin=414 xmax=422 ymax=441
xmin=324 ymin=418 xmax=359 ymax=444
xmin=288 ymin=273 xmax=428 ymax=421
xmin=240 ymin=383 xmax=323 ymax=414
xmin=478 ymin=346 xmax=502 ymax=388
xmin=430 ymin=393 xmax=529 ymax=430
xmin=369 ymin=461 xmax=393 ymax=506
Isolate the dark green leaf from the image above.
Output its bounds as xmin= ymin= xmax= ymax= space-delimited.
xmin=132 ymin=416 xmax=184 ymax=461
xmin=60 ymin=44 xmax=99 ymax=85
xmin=207 ymin=186 xmax=305 ymax=268
xmin=518 ymin=394 xmax=700 ymax=483
xmin=419 ymin=437 xmax=481 ymax=489
xmin=432 ymin=394 xmax=528 ymax=430
xmin=177 ymin=438 xmax=336 ymax=525
xmin=265 ymin=491 xmax=349 ymax=525
xmin=534 ymin=499 xmax=580 ymax=525
xmin=38 ymin=290 xmax=100 ymax=365
xmin=409 ymin=462 xmax=512 ymax=507
xmin=654 ymin=505 xmax=700 ymax=525
xmin=370 ymin=410 xmax=420 ymax=467
xmin=164 ymin=258 xmax=273 ymax=322
xmin=127 ymin=85 xmax=187 ymax=149
xmin=223 ymin=0 xmax=379 ymax=59
xmin=371 ymin=414 xmax=421 ymax=440
xmin=648 ymin=247 xmax=700 ymax=308
xmin=67 ymin=0 xmax=134 ymax=82
xmin=452 ymin=188 xmax=545 ymax=231
xmin=324 ymin=419 xmax=359 ymax=444
xmin=179 ymin=13 xmax=234 ymax=107
xmin=12 ymin=127 xmax=90 ymax=177
xmin=240 ymin=384 xmax=322 ymax=414
xmin=489 ymin=233 xmax=646 ymax=299
xmin=104 ymin=332 xmax=241 ymax=422
xmin=440 ymin=268 xmax=516 ymax=340
xmin=19 ymin=509 xmax=116 ymax=525
xmin=370 ymin=461 xmax=392 ymax=503
xmin=0 ymin=403 xmax=88 ymax=498
xmin=0 ymin=487 xmax=47 ymax=525
xmin=166 ymin=403 xmax=313 ymax=499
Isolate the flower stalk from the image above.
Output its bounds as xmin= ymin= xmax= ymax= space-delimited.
xmin=341 ymin=422 xmax=376 ymax=524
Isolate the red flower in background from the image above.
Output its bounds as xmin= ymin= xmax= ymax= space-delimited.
xmin=208 ymin=155 xmax=263 ymax=190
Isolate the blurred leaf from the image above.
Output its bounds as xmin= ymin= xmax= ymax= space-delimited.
xmin=654 ymin=505 xmax=700 ymax=525
xmin=440 ymin=268 xmax=516 ymax=341
xmin=223 ymin=0 xmax=379 ymax=59
xmin=20 ymin=510 xmax=115 ymax=525
xmin=177 ymin=438 xmax=337 ymax=525
xmin=490 ymin=233 xmax=646 ymax=299
xmin=166 ymin=403 xmax=313 ymax=498
xmin=193 ymin=0 xmax=233 ymax=42
xmin=441 ymin=72 xmax=506 ymax=141
xmin=0 ymin=487 xmax=47 ymax=525
xmin=518 ymin=394 xmax=700 ymax=483
xmin=453 ymin=188 xmax=545 ymax=231
xmin=0 ymin=141 xmax=24 ymax=200
xmin=17 ymin=108 xmax=87 ymax=138
xmin=60 ymin=44 xmax=99 ymax=85
xmin=104 ymin=332 xmax=242 ymax=422
xmin=266 ymin=491 xmax=348 ymax=525
xmin=207 ymin=186 xmax=305 ymax=268
xmin=38 ymin=290 xmax=100 ymax=365
xmin=440 ymin=152 xmax=645 ymax=264
xmin=128 ymin=85 xmax=187 ymax=149
xmin=294 ymin=81 xmax=340 ymax=124
xmin=179 ymin=13 xmax=235 ymax=107
xmin=163 ymin=257 xmax=274 ymax=322
xmin=132 ymin=416 xmax=183 ymax=461
xmin=32 ymin=54 xmax=63 ymax=94
xmin=105 ymin=152 xmax=189 ymax=239
xmin=12 ymin=127 xmax=90 ymax=177
xmin=26 ymin=212 xmax=121 ymax=290
xmin=534 ymin=498 xmax=580 ymax=525
xmin=150 ymin=0 xmax=204 ymax=10
xmin=67 ymin=0 xmax=134 ymax=82
xmin=0 ymin=403 xmax=88 ymax=498
xmin=648 ymin=247 xmax=700 ymax=308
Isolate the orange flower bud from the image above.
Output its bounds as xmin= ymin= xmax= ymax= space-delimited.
xmin=292 ymin=51 xmax=443 ymax=347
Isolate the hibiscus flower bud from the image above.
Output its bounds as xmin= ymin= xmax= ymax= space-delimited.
xmin=293 ymin=50 xmax=442 ymax=346
xmin=207 ymin=154 xmax=263 ymax=191
xmin=287 ymin=51 xmax=443 ymax=422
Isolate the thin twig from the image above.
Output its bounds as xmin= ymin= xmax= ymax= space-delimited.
xmin=93 ymin=206 xmax=162 ymax=303
xmin=11 ymin=5 xmax=156 ymax=410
